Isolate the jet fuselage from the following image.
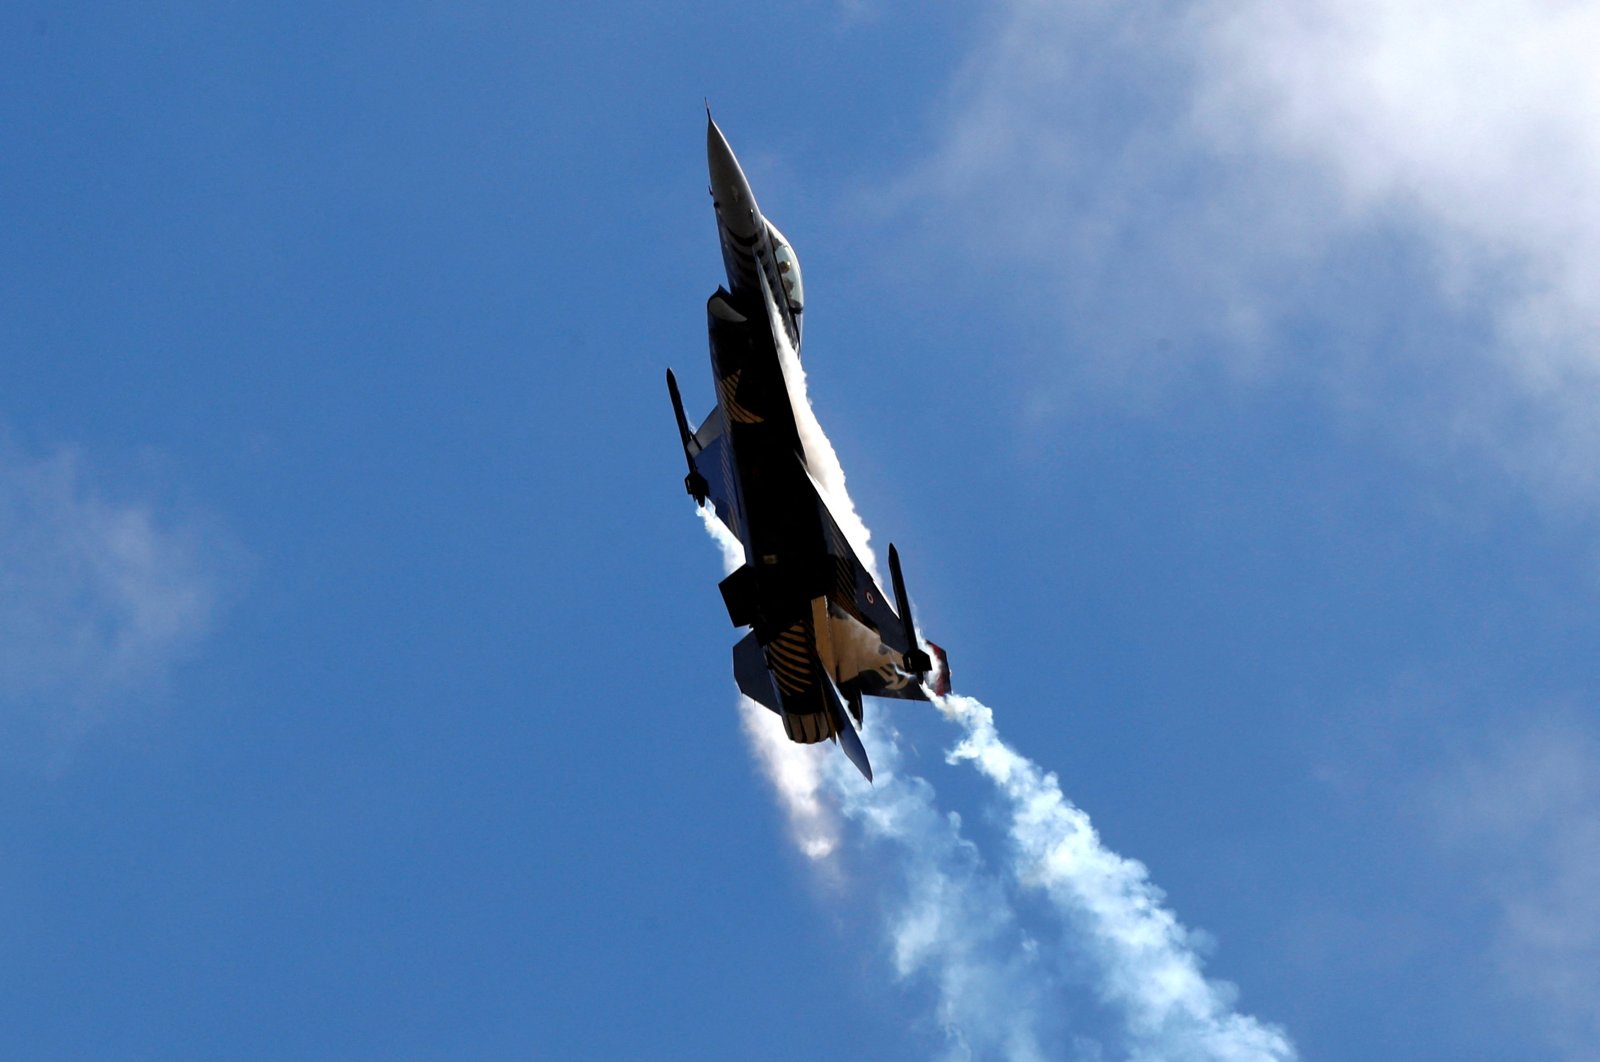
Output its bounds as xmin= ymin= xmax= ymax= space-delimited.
xmin=668 ymin=116 xmax=946 ymax=780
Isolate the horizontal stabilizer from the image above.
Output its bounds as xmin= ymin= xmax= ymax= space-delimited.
xmin=733 ymin=631 xmax=781 ymax=714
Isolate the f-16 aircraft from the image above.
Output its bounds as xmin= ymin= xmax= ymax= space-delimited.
xmin=667 ymin=115 xmax=948 ymax=781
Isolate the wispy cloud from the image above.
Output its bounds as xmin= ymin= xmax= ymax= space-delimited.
xmin=0 ymin=439 xmax=237 ymax=751
xmin=1426 ymin=715 xmax=1600 ymax=1059
xmin=1202 ymin=0 xmax=1600 ymax=365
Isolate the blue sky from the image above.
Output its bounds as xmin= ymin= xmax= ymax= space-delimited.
xmin=4 ymin=2 xmax=1599 ymax=1058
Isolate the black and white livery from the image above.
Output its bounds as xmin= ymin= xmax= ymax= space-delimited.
xmin=667 ymin=115 xmax=948 ymax=781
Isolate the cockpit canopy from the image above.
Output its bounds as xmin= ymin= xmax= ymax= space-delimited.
xmin=767 ymin=223 xmax=804 ymax=317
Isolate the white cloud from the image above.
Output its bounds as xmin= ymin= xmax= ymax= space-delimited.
xmin=1200 ymin=0 xmax=1600 ymax=479
xmin=1203 ymin=0 xmax=1600 ymax=354
xmin=1426 ymin=717 xmax=1600 ymax=1059
xmin=0 ymin=440 xmax=234 ymax=749
xmin=894 ymin=0 xmax=1600 ymax=486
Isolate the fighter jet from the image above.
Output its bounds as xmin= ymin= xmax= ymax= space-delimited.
xmin=666 ymin=115 xmax=949 ymax=781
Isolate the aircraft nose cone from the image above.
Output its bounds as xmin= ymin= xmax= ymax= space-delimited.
xmin=707 ymin=116 xmax=760 ymax=240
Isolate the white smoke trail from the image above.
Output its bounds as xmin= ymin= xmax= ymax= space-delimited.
xmin=935 ymin=694 xmax=1295 ymax=1060
xmin=738 ymin=695 xmax=840 ymax=862
xmin=706 ymin=496 xmax=1292 ymax=1054
xmin=818 ymin=706 xmax=1057 ymax=1061
xmin=802 ymin=688 xmax=1295 ymax=1059
xmin=696 ymin=502 xmax=745 ymax=574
